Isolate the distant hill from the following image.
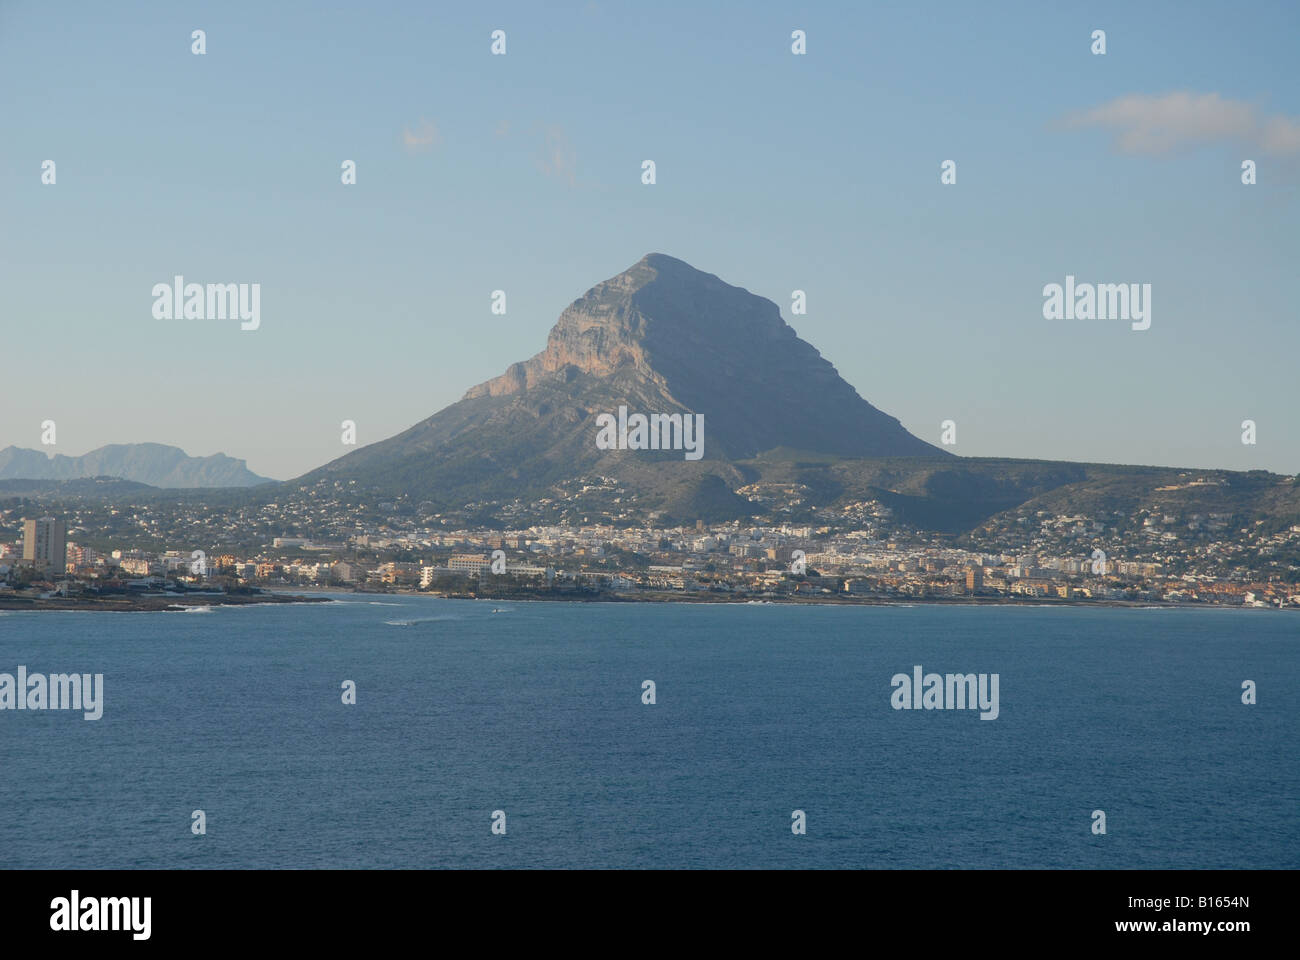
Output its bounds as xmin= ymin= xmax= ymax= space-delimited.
xmin=0 ymin=443 xmax=272 ymax=488
xmin=0 ymin=476 xmax=158 ymax=497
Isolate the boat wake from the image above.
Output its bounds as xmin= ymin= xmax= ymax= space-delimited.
xmin=383 ymin=615 xmax=463 ymax=627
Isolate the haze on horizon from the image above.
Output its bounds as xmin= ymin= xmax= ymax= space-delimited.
xmin=2 ymin=1 xmax=1297 ymax=481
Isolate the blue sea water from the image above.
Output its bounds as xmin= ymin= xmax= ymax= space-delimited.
xmin=0 ymin=597 xmax=1296 ymax=869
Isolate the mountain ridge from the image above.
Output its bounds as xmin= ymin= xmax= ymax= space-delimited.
xmin=0 ymin=443 xmax=272 ymax=489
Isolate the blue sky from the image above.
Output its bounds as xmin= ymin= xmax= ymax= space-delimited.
xmin=2 ymin=0 xmax=1297 ymax=480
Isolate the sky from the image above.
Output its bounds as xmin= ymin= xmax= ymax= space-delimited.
xmin=2 ymin=0 xmax=1297 ymax=480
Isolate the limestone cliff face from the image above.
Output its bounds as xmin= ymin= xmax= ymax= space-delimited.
xmin=463 ymin=256 xmax=669 ymax=399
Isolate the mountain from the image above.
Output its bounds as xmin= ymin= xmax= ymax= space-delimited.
xmin=0 ymin=476 xmax=158 ymax=497
xmin=0 ymin=443 xmax=272 ymax=488
xmin=297 ymin=253 xmax=944 ymax=508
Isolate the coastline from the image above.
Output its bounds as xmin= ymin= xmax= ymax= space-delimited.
xmin=292 ymin=584 xmax=1292 ymax=612
xmin=0 ymin=591 xmax=330 ymax=613
xmin=2 ymin=583 xmax=1289 ymax=613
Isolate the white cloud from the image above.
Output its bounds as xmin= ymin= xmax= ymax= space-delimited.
xmin=1064 ymin=92 xmax=1300 ymax=156
xmin=1260 ymin=114 xmax=1300 ymax=155
xmin=401 ymin=118 xmax=439 ymax=153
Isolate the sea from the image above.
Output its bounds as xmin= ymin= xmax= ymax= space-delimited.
xmin=1 ymin=596 xmax=1296 ymax=869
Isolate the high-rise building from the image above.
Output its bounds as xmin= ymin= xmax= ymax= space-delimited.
xmin=22 ymin=516 xmax=67 ymax=575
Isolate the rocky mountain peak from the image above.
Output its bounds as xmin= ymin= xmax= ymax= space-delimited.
xmin=465 ymin=254 xmax=803 ymax=401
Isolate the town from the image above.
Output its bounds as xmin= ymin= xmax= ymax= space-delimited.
xmin=3 ymin=474 xmax=1298 ymax=609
